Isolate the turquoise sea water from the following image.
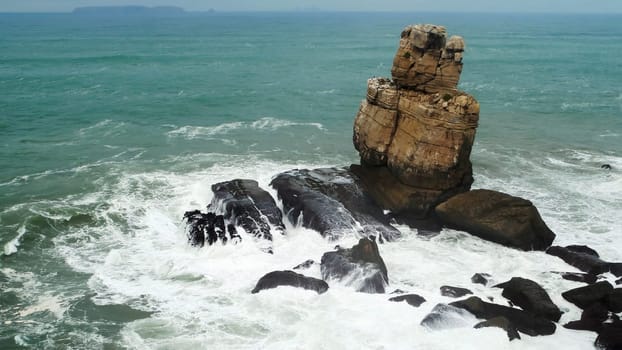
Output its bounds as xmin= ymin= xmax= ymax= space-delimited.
xmin=1 ymin=12 xmax=621 ymax=349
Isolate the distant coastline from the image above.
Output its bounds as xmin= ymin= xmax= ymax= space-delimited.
xmin=72 ymin=6 xmax=186 ymax=16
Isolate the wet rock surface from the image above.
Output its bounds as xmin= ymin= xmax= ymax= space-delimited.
xmin=440 ymin=285 xmax=473 ymax=298
xmin=251 ymin=270 xmax=329 ymax=294
xmin=270 ymin=168 xmax=400 ymax=241
xmin=546 ymin=245 xmax=610 ymax=274
xmin=494 ymin=277 xmax=562 ymax=322
xmin=450 ymin=296 xmax=556 ymax=336
xmin=320 ymin=238 xmax=388 ymax=293
xmin=389 ymin=293 xmax=426 ymax=307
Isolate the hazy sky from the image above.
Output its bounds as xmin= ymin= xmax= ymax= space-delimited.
xmin=2 ymin=0 xmax=622 ymax=13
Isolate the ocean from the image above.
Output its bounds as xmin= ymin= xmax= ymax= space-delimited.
xmin=0 ymin=11 xmax=621 ymax=349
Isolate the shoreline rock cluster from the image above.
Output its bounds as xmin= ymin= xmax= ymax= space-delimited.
xmin=182 ymin=24 xmax=622 ymax=348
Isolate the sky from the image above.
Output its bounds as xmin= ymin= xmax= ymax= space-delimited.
xmin=1 ymin=0 xmax=622 ymax=13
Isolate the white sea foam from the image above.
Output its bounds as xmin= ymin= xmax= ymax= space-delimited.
xmin=3 ymin=225 xmax=26 ymax=256
xmin=45 ymin=153 xmax=620 ymax=349
xmin=167 ymin=117 xmax=325 ymax=140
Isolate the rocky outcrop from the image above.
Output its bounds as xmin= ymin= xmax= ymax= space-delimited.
xmin=562 ymin=281 xmax=614 ymax=309
xmin=435 ymin=189 xmax=556 ymax=251
xmin=209 ymin=179 xmax=286 ymax=252
xmin=320 ymin=238 xmax=388 ymax=293
xmin=546 ymin=245 xmax=621 ymax=276
xmin=391 ymin=24 xmax=465 ymax=93
xmin=270 ymin=168 xmax=400 ymax=241
xmin=450 ymin=296 xmax=556 ymax=336
xmin=494 ymin=277 xmax=562 ymax=322
xmin=352 ymin=24 xmax=479 ymax=219
xmin=251 ymin=270 xmax=328 ymax=294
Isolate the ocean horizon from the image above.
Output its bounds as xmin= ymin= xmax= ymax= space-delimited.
xmin=1 ymin=11 xmax=620 ymax=349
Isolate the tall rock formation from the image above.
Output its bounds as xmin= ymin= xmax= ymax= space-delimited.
xmin=353 ymin=24 xmax=480 ymax=219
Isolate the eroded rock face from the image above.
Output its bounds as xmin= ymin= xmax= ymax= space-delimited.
xmin=435 ymin=189 xmax=556 ymax=251
xmin=391 ymin=24 xmax=465 ymax=93
xmin=352 ymin=24 xmax=479 ymax=218
xmin=320 ymin=238 xmax=388 ymax=293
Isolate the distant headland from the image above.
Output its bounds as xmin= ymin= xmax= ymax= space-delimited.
xmin=72 ymin=6 xmax=186 ymax=16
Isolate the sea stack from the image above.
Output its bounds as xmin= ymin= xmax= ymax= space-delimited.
xmin=353 ymin=24 xmax=479 ymax=218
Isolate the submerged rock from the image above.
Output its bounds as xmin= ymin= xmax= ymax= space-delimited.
xmin=420 ymin=303 xmax=476 ymax=330
xmin=471 ymin=273 xmax=492 ymax=286
xmin=270 ymin=168 xmax=400 ymax=241
xmin=450 ymin=296 xmax=556 ymax=336
xmin=435 ymin=189 xmax=556 ymax=251
xmin=440 ymin=285 xmax=473 ymax=298
xmin=474 ymin=316 xmax=521 ymax=341
xmin=494 ymin=277 xmax=562 ymax=322
xmin=251 ymin=270 xmax=328 ymax=294
xmin=389 ymin=293 xmax=427 ymax=307
xmin=320 ymin=238 xmax=388 ymax=293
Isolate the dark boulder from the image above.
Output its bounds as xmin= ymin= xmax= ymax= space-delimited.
xmin=474 ymin=316 xmax=521 ymax=341
xmin=610 ymin=263 xmax=622 ymax=277
xmin=562 ymin=281 xmax=614 ymax=309
xmin=606 ymin=289 xmax=622 ymax=313
xmin=251 ymin=270 xmax=329 ymax=294
xmin=494 ymin=277 xmax=562 ymax=322
xmin=557 ymin=272 xmax=598 ymax=284
xmin=420 ymin=303 xmax=476 ymax=330
xmin=435 ymin=189 xmax=556 ymax=251
xmin=565 ymin=245 xmax=600 ymax=257
xmin=440 ymin=285 xmax=473 ymax=298
xmin=595 ymin=321 xmax=622 ymax=350
xmin=389 ymin=294 xmax=426 ymax=307
xmin=563 ymin=302 xmax=609 ymax=332
xmin=211 ymin=179 xmax=286 ymax=245
xmin=450 ymin=296 xmax=556 ymax=336
xmin=546 ymin=245 xmax=610 ymax=275
xmin=471 ymin=273 xmax=492 ymax=286
xmin=320 ymin=238 xmax=388 ymax=293
xmin=270 ymin=168 xmax=401 ymax=241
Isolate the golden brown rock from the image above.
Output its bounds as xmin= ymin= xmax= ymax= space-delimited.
xmin=352 ymin=24 xmax=479 ymax=216
xmin=391 ymin=24 xmax=465 ymax=93
xmin=387 ymin=90 xmax=478 ymax=189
